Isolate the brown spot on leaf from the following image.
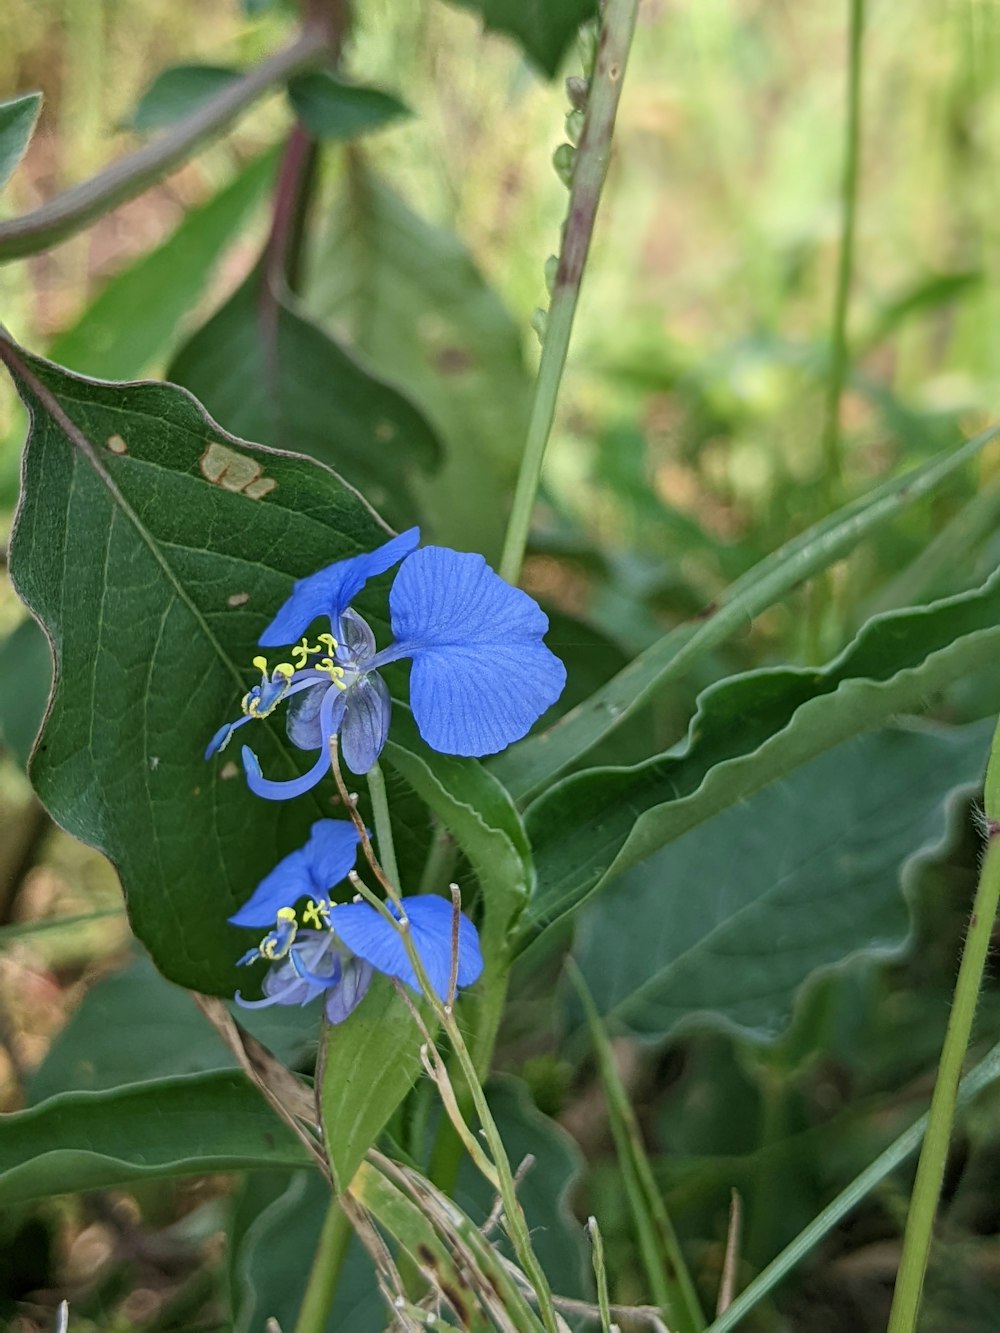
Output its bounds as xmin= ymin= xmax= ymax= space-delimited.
xmin=374 ymin=420 xmax=397 ymax=443
xmin=106 ymin=434 xmax=128 ymax=454
xmin=200 ymin=441 xmax=277 ymax=498
xmin=434 ymin=346 xmax=474 ymax=374
xmin=227 ymin=591 xmax=250 ymax=607
xmin=220 ymin=761 xmax=239 ymax=781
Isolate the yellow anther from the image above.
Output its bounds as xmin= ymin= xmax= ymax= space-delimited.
xmin=316 ymin=658 xmax=347 ymax=689
xmin=273 ymin=662 xmax=294 ymax=679
xmin=291 ymin=638 xmax=313 ymax=667
xmin=276 ymin=907 xmax=297 ymax=923
xmin=252 ymin=655 xmax=268 ymax=673
xmin=318 ymin=632 xmax=338 ymax=651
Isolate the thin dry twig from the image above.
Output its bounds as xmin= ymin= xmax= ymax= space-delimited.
xmin=481 ymin=1154 xmax=536 ymax=1239
xmin=446 ymin=882 xmax=461 ymax=1010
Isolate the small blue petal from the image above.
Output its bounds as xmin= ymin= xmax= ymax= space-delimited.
xmin=240 ymin=688 xmax=345 ymax=801
xmin=325 ymin=958 xmax=374 ymax=1024
xmin=339 ymin=673 xmax=392 ymax=775
xmin=286 ymin=682 xmax=327 ymax=750
xmin=380 ymin=547 xmax=566 ymax=756
xmin=302 ymin=819 xmax=363 ymax=892
xmin=258 ymin=528 xmax=420 ymax=647
xmin=332 ymin=894 xmax=482 ymax=1001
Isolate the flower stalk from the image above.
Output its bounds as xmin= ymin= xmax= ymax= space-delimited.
xmin=498 ymin=0 xmax=640 ymax=585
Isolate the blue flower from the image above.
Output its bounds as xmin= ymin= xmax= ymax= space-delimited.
xmin=229 ymin=819 xmax=363 ymax=935
xmin=206 ymin=528 xmax=566 ymax=793
xmin=235 ymin=895 xmax=484 ymax=1025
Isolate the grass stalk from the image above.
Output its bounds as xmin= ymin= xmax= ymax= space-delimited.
xmin=293 ymin=1198 xmax=353 ymax=1333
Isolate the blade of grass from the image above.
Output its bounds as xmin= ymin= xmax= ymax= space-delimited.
xmin=568 ymin=960 xmax=705 ymax=1333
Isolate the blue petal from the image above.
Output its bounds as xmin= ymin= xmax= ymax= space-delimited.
xmin=325 ymin=958 xmax=374 ymax=1024
xmin=258 ymin=528 xmax=420 ymax=647
xmin=240 ymin=687 xmax=345 ymax=801
xmin=380 ymin=547 xmax=566 ymax=756
xmin=302 ymin=819 xmax=363 ymax=892
xmin=286 ymin=682 xmax=328 ymax=750
xmin=229 ymin=847 xmax=311 ymax=927
xmin=332 ymin=894 xmax=482 ymax=1001
xmin=340 ymin=673 xmax=391 ymax=775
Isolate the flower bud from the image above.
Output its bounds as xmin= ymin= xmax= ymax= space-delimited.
xmin=553 ymin=142 xmax=575 ymax=187
xmin=565 ymin=108 xmax=585 ymax=144
xmin=565 ymin=75 xmax=589 ymax=110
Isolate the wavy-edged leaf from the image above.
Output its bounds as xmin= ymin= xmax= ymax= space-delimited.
xmin=0 ymin=91 xmax=42 ymax=192
xmin=493 ymin=422 xmax=1000 ymax=804
xmin=2 ymin=332 xmax=406 ymax=993
xmin=0 ymin=1072 xmax=309 ymax=1206
xmin=573 ymin=723 xmax=991 ymax=1042
xmin=288 ymin=72 xmax=409 ymax=140
xmin=523 ymin=572 xmax=1000 ymax=943
xmin=168 ymin=265 xmax=441 ymax=528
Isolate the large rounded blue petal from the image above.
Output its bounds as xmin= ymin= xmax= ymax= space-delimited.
xmin=340 ymin=673 xmax=392 ymax=775
xmin=382 ymin=547 xmax=566 ymax=756
xmin=229 ymin=847 xmax=311 ymax=927
xmin=302 ymin=818 xmax=363 ymax=892
xmin=258 ymin=528 xmax=420 ymax=647
xmin=331 ymin=894 xmax=482 ymax=1000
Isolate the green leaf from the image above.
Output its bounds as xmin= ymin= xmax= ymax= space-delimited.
xmin=523 ymin=573 xmax=1000 ymax=943
xmin=309 ymin=165 xmax=532 ymax=561
xmin=572 ymin=723 xmax=991 ymax=1044
xmin=492 ymin=422 xmax=1000 ymax=804
xmin=0 ymin=1071 xmax=309 ymax=1206
xmin=2 ymin=332 xmax=406 ymax=993
xmin=28 ymin=955 xmax=316 ymax=1103
xmin=0 ymin=615 xmax=51 ymax=768
xmin=130 ymin=65 xmax=242 ymax=133
xmin=319 ymin=973 xmax=424 ymax=1191
xmin=168 ymin=265 xmax=441 ymax=528
xmin=0 ymin=91 xmax=42 ymax=192
xmin=383 ymin=705 xmax=533 ymax=947
xmin=231 ymin=1172 xmax=382 ymax=1333
xmin=288 ymin=72 xmax=409 ymax=140
xmin=47 ymin=151 xmax=276 ymax=379
xmin=445 ymin=0 xmax=598 ymax=77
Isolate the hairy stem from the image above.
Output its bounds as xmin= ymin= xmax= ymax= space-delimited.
xmin=886 ymin=722 xmax=1000 ymax=1332
xmin=498 ymin=0 xmax=640 ymax=585
xmin=0 ymin=29 xmax=329 ymax=262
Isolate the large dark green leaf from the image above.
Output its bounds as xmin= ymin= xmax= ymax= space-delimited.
xmin=0 ymin=1072 xmax=309 ymax=1206
xmin=0 ymin=91 xmax=42 ymax=191
xmin=168 ymin=265 xmax=441 ymax=528
xmin=2 ymin=333 xmax=408 ymax=993
xmin=523 ymin=572 xmax=1000 ymax=942
xmin=0 ymin=615 xmax=51 ymax=769
xmin=310 ymin=165 xmax=531 ymax=561
xmin=445 ymin=0 xmax=598 ymax=77
xmin=573 ymin=723 xmax=991 ymax=1042
xmin=48 ymin=152 xmax=276 ymax=379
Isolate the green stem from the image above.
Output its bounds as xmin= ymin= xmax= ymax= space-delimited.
xmin=294 ymin=1198 xmax=353 ymax=1333
xmin=886 ymin=717 xmax=1000 ymax=1332
xmin=0 ymin=28 xmax=329 ymax=262
xmin=366 ymin=762 xmax=400 ymax=893
xmin=497 ymin=0 xmax=640 ymax=585
xmin=818 ymin=0 xmax=865 ymax=498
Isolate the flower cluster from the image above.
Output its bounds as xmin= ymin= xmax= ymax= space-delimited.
xmin=231 ymin=820 xmax=483 ymax=1024
xmin=208 ymin=529 xmax=563 ymax=1019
